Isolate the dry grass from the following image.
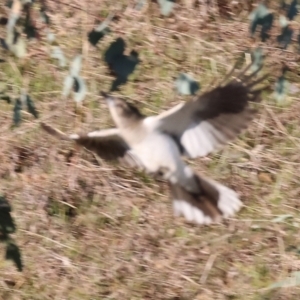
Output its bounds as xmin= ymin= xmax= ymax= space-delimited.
xmin=1 ymin=1 xmax=300 ymax=299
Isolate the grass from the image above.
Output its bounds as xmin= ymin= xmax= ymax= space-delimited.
xmin=1 ymin=0 xmax=300 ymax=299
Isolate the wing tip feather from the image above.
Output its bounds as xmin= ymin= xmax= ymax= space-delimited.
xmin=40 ymin=122 xmax=70 ymax=140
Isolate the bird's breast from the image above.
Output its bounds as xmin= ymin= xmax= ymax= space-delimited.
xmin=130 ymin=132 xmax=182 ymax=173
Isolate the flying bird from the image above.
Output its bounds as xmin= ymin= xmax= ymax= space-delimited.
xmin=41 ymin=63 xmax=268 ymax=225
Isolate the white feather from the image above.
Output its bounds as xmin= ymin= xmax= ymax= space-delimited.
xmin=173 ymin=199 xmax=213 ymax=225
xmin=215 ymin=182 xmax=243 ymax=218
xmin=172 ymin=178 xmax=243 ymax=224
xmin=87 ymin=128 xmax=120 ymax=138
xmin=62 ymin=75 xmax=73 ymax=98
xmin=181 ymin=121 xmax=221 ymax=158
xmin=70 ymin=55 xmax=82 ymax=77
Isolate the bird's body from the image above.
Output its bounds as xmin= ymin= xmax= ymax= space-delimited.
xmin=121 ymin=116 xmax=199 ymax=195
xmin=130 ymin=130 xmax=181 ymax=176
xmin=41 ymin=62 xmax=268 ymax=225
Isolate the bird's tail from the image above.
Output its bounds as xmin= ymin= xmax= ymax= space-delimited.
xmin=169 ymin=174 xmax=243 ymax=225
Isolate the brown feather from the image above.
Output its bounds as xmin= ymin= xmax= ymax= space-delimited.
xmin=169 ymin=175 xmax=224 ymax=222
xmin=40 ymin=122 xmax=143 ymax=168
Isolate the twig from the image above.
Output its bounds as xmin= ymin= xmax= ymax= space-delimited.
xmin=200 ymin=253 xmax=218 ymax=284
xmin=266 ymin=107 xmax=299 ymax=147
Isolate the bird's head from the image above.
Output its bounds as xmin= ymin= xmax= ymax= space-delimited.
xmin=101 ymin=91 xmax=144 ymax=129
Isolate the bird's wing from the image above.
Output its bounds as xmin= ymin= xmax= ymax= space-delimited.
xmin=40 ymin=122 xmax=143 ymax=168
xmin=152 ymin=63 xmax=269 ymax=158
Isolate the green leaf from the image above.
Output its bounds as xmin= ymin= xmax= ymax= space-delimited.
xmin=251 ymin=47 xmax=264 ymax=72
xmin=175 ymin=73 xmax=200 ymax=95
xmin=104 ymin=38 xmax=140 ymax=91
xmin=110 ymin=52 xmax=140 ymax=91
xmin=277 ymin=25 xmax=293 ymax=50
xmin=271 ymin=214 xmax=293 ymax=223
xmin=287 ymin=0 xmax=298 ymax=21
xmin=0 ymin=211 xmax=15 ymax=236
xmin=0 ymin=196 xmax=15 ymax=236
xmin=9 ymin=33 xmax=27 ymax=58
xmin=87 ymin=13 xmax=113 ymax=47
xmin=24 ymin=5 xmax=38 ymax=40
xmin=158 ymin=0 xmax=175 ymax=16
xmin=0 ymin=95 xmax=11 ymax=103
xmin=109 ymin=50 xmax=140 ymax=79
xmin=73 ymin=76 xmax=87 ymax=103
xmin=6 ymin=5 xmax=20 ymax=32
xmin=5 ymin=241 xmax=23 ymax=271
xmin=26 ymin=95 xmax=38 ymax=118
xmin=0 ymin=38 xmax=9 ymax=50
xmin=249 ymin=4 xmax=273 ymax=42
xmin=88 ymin=27 xmax=110 ymax=47
xmin=104 ymin=37 xmax=125 ymax=65
xmin=51 ymin=46 xmax=67 ymax=67
xmin=13 ymin=98 xmax=22 ymax=126
xmin=62 ymin=75 xmax=74 ymax=98
xmin=0 ymin=195 xmax=11 ymax=213
xmin=62 ymin=55 xmax=87 ymax=102
xmin=249 ymin=3 xmax=269 ymax=22
xmin=274 ymin=75 xmax=289 ymax=103
xmin=70 ymin=55 xmax=82 ymax=77
xmin=5 ymin=22 xmax=27 ymax=58
xmin=0 ymin=196 xmax=22 ymax=272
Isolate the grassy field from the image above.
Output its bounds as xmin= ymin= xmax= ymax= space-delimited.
xmin=1 ymin=1 xmax=300 ymax=299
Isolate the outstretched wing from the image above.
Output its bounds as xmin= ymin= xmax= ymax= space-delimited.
xmin=40 ymin=122 xmax=143 ymax=168
xmin=152 ymin=64 xmax=269 ymax=158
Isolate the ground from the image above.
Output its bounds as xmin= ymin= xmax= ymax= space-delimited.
xmin=1 ymin=1 xmax=300 ymax=299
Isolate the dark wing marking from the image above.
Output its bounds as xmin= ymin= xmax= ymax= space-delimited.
xmin=153 ymin=63 xmax=269 ymax=158
xmin=40 ymin=122 xmax=143 ymax=168
xmin=169 ymin=173 xmax=243 ymax=225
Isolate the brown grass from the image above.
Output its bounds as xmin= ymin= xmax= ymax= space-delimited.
xmin=1 ymin=1 xmax=300 ymax=299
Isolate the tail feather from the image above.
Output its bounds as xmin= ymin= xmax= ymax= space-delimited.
xmin=169 ymin=174 xmax=243 ymax=225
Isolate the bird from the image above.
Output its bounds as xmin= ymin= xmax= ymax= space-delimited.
xmin=41 ymin=62 xmax=268 ymax=225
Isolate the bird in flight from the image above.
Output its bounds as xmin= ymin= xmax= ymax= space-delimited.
xmin=41 ymin=62 xmax=268 ymax=225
